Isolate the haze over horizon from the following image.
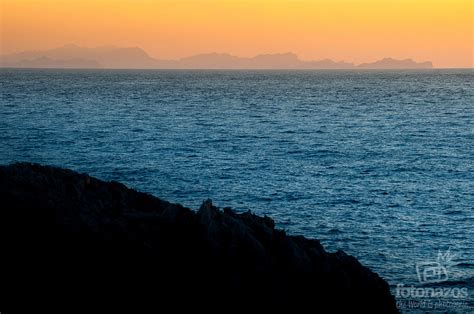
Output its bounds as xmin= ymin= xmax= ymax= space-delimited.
xmin=1 ymin=0 xmax=473 ymax=68
xmin=0 ymin=43 xmax=435 ymax=69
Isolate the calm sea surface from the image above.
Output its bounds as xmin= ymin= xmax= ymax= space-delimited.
xmin=1 ymin=69 xmax=473 ymax=311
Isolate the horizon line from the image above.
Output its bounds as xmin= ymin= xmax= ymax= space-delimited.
xmin=4 ymin=66 xmax=474 ymax=70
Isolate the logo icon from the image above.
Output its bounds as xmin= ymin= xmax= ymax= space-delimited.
xmin=415 ymin=248 xmax=456 ymax=284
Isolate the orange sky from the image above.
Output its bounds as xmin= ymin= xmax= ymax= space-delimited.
xmin=1 ymin=0 xmax=473 ymax=67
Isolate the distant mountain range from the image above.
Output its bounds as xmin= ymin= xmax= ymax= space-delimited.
xmin=0 ymin=44 xmax=433 ymax=69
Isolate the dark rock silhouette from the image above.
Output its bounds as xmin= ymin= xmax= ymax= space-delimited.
xmin=0 ymin=44 xmax=432 ymax=69
xmin=1 ymin=163 xmax=398 ymax=312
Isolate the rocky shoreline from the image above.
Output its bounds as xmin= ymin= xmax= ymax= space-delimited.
xmin=1 ymin=163 xmax=398 ymax=312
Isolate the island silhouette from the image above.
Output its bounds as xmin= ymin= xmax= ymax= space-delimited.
xmin=0 ymin=44 xmax=433 ymax=69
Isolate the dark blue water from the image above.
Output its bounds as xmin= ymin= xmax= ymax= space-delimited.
xmin=1 ymin=69 xmax=473 ymax=311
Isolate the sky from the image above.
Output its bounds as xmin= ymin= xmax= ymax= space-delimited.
xmin=1 ymin=0 xmax=473 ymax=68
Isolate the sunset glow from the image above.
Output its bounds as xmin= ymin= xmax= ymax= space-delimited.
xmin=1 ymin=0 xmax=473 ymax=68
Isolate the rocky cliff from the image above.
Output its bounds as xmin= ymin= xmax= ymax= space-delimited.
xmin=1 ymin=163 xmax=398 ymax=312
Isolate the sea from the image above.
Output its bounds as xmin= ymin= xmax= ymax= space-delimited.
xmin=1 ymin=68 xmax=473 ymax=312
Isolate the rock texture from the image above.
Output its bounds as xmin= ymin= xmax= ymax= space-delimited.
xmin=1 ymin=163 xmax=397 ymax=312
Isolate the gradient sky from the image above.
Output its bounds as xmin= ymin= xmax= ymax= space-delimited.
xmin=1 ymin=0 xmax=473 ymax=67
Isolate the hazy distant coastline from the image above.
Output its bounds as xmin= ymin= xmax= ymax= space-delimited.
xmin=0 ymin=44 xmax=433 ymax=70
